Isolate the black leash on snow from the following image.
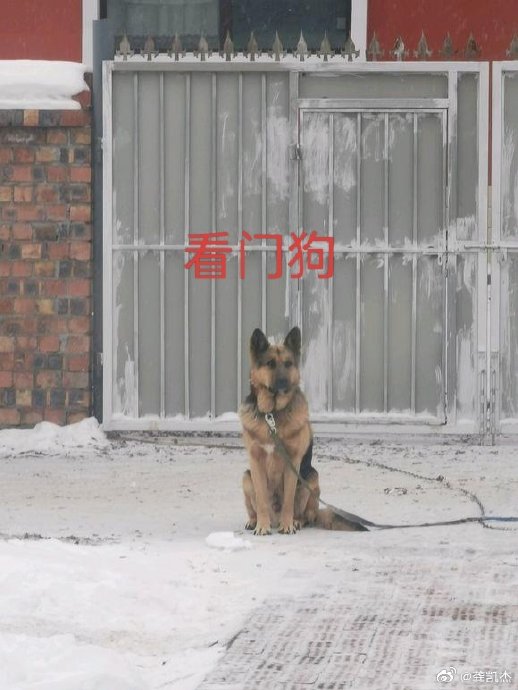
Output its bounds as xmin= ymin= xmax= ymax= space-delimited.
xmin=264 ymin=413 xmax=518 ymax=532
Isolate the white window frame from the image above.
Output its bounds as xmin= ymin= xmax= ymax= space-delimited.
xmin=82 ymin=0 xmax=100 ymax=69
xmin=351 ymin=0 xmax=368 ymax=60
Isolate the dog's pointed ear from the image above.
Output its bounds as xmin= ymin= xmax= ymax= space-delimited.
xmin=284 ymin=326 xmax=301 ymax=359
xmin=250 ymin=328 xmax=269 ymax=363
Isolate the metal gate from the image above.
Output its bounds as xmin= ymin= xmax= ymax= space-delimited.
xmin=491 ymin=62 xmax=518 ymax=437
xmin=102 ymin=60 xmax=489 ymax=434
xmin=299 ymin=106 xmax=447 ymax=425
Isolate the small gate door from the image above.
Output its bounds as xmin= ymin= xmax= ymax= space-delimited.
xmin=299 ymin=107 xmax=448 ymax=424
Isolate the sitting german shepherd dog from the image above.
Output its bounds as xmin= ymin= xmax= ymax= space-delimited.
xmin=240 ymin=326 xmax=359 ymax=535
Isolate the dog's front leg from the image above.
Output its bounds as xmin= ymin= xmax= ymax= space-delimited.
xmin=279 ymin=461 xmax=299 ymax=534
xmin=249 ymin=447 xmax=271 ymax=535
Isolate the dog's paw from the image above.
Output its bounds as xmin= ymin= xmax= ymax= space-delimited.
xmin=245 ymin=520 xmax=257 ymax=531
xmin=254 ymin=523 xmax=272 ymax=536
xmin=278 ymin=521 xmax=298 ymax=535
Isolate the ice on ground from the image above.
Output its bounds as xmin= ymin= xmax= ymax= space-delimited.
xmin=205 ymin=531 xmax=252 ymax=551
xmin=0 ymin=417 xmax=108 ymax=456
xmin=0 ymin=61 xmax=88 ymax=110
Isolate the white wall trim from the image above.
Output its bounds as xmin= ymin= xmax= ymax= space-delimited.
xmin=351 ymin=0 xmax=368 ymax=61
xmin=82 ymin=0 xmax=100 ymax=69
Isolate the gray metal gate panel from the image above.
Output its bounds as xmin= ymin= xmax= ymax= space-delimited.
xmin=446 ymin=69 xmax=489 ymax=436
xmin=299 ymin=107 xmax=447 ymax=423
xmin=103 ymin=60 xmax=488 ymax=433
xmin=104 ymin=64 xmax=293 ymax=430
xmin=492 ymin=63 xmax=518 ymax=436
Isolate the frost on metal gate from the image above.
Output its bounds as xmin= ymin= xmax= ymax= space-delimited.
xmin=102 ymin=60 xmax=488 ymax=433
xmin=492 ymin=63 xmax=518 ymax=437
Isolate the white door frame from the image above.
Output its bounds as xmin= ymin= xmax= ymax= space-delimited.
xmin=82 ymin=0 xmax=100 ymax=69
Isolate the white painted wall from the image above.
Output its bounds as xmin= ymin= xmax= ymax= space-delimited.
xmin=351 ymin=0 xmax=368 ymax=60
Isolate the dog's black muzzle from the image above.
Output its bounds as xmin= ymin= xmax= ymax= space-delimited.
xmin=271 ymin=378 xmax=290 ymax=395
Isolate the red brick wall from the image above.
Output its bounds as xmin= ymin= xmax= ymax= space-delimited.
xmin=0 ymin=109 xmax=92 ymax=427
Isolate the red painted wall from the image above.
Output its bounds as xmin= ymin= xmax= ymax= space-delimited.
xmin=367 ymin=0 xmax=517 ymax=60
xmin=0 ymin=0 xmax=82 ymax=61
xmin=1 ymin=0 xmax=516 ymax=63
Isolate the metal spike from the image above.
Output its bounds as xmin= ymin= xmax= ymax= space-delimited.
xmin=141 ymin=35 xmax=158 ymax=61
xmin=196 ymin=34 xmax=210 ymax=61
xmin=271 ymin=31 xmax=284 ymax=61
xmin=296 ymin=31 xmax=308 ymax=61
xmin=343 ymin=35 xmax=360 ymax=61
xmin=440 ymin=33 xmax=455 ymax=59
xmin=507 ymin=33 xmax=518 ymax=58
xmin=319 ymin=32 xmax=332 ymax=61
xmin=220 ymin=30 xmax=235 ymax=61
xmin=465 ymin=32 xmax=480 ymax=59
xmin=367 ymin=32 xmax=384 ymax=61
xmin=414 ymin=31 xmax=432 ymax=60
xmin=391 ymin=36 xmax=409 ymax=61
xmin=246 ymin=31 xmax=259 ymax=61
xmin=168 ymin=33 xmax=184 ymax=61
xmin=116 ymin=33 xmax=133 ymax=60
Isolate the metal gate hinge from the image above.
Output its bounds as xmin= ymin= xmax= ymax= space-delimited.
xmin=95 ymin=137 xmax=104 ymax=163
xmin=489 ymin=365 xmax=497 ymax=443
xmin=498 ymin=248 xmax=508 ymax=263
xmin=481 ymin=358 xmax=498 ymax=444
xmin=479 ymin=368 xmax=488 ymax=438
xmin=289 ymin=144 xmax=303 ymax=160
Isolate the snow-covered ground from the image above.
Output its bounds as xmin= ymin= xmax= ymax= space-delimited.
xmin=0 ymin=419 xmax=517 ymax=689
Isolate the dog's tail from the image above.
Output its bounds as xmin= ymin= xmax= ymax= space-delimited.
xmin=316 ymin=507 xmax=369 ymax=532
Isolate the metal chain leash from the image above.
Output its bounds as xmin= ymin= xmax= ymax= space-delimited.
xmin=264 ymin=414 xmax=518 ymax=532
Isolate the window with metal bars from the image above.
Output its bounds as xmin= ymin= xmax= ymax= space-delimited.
xmin=100 ymin=0 xmax=352 ymax=52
